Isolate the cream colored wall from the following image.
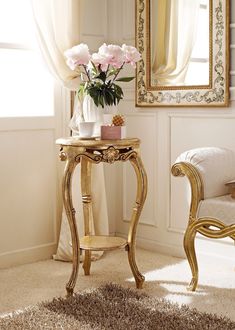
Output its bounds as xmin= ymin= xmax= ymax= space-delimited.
xmin=0 ymin=84 xmax=69 ymax=268
xmin=79 ymin=0 xmax=118 ymax=235
xmin=0 ymin=0 xmax=112 ymax=269
xmin=2 ymin=0 xmax=233 ymax=269
xmin=105 ymin=0 xmax=235 ymax=258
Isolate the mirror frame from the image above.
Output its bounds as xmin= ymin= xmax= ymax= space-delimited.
xmin=136 ymin=0 xmax=230 ymax=107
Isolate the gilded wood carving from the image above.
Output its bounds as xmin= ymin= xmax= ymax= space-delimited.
xmin=136 ymin=0 xmax=230 ymax=107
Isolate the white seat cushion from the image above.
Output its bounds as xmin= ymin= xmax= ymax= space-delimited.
xmin=176 ymin=147 xmax=235 ymax=199
xmin=197 ymin=195 xmax=235 ymax=225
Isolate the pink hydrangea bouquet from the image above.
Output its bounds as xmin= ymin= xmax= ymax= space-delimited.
xmin=64 ymin=43 xmax=141 ymax=108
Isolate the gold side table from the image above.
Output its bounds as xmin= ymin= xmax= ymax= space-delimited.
xmin=56 ymin=137 xmax=147 ymax=296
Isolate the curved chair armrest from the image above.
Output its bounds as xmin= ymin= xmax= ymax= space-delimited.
xmin=171 ymin=161 xmax=204 ymax=221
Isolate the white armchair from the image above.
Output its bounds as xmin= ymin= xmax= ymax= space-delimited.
xmin=172 ymin=147 xmax=235 ymax=291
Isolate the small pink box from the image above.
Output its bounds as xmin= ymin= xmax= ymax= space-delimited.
xmin=101 ymin=126 xmax=126 ymax=140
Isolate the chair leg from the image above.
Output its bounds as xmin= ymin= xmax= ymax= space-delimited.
xmin=183 ymin=224 xmax=198 ymax=291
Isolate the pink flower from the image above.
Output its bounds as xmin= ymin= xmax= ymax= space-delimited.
xmin=98 ymin=43 xmax=125 ymax=69
xmin=91 ymin=53 xmax=109 ymax=72
xmin=65 ymin=58 xmax=77 ymax=70
xmin=122 ymin=44 xmax=141 ymax=68
xmin=64 ymin=43 xmax=91 ymax=70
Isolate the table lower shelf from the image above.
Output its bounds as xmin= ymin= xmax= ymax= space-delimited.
xmin=80 ymin=235 xmax=127 ymax=251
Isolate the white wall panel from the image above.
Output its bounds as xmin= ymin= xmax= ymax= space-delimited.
xmin=81 ymin=0 xmax=107 ymax=36
xmin=106 ymin=0 xmax=235 ymax=259
xmin=122 ymin=0 xmax=135 ymax=42
xmin=80 ymin=0 xmax=107 ymax=51
xmin=231 ymin=24 xmax=235 ymax=44
xmin=123 ymin=114 xmax=157 ymax=227
xmin=0 ymin=82 xmax=67 ymax=268
xmin=170 ymin=115 xmax=235 ymax=233
xmin=0 ymin=129 xmax=58 ymax=267
xmin=231 ymin=48 xmax=235 ymax=69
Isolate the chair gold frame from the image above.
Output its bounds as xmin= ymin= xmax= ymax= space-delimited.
xmin=172 ymin=161 xmax=235 ymax=291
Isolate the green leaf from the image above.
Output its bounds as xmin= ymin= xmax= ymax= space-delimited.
xmin=113 ymin=83 xmax=124 ymax=97
xmin=106 ymin=89 xmax=114 ymax=102
xmin=115 ymin=76 xmax=135 ymax=82
xmin=77 ymin=83 xmax=84 ymax=95
xmin=100 ymin=95 xmax=104 ymax=107
xmin=107 ymin=69 xmax=118 ymax=78
xmin=104 ymin=89 xmax=114 ymax=106
xmin=85 ymin=80 xmax=125 ymax=108
xmin=95 ymin=71 xmax=106 ymax=82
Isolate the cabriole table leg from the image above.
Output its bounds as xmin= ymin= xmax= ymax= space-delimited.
xmin=62 ymin=157 xmax=80 ymax=296
xmin=81 ymin=158 xmax=92 ymax=275
xmin=127 ymin=154 xmax=147 ymax=289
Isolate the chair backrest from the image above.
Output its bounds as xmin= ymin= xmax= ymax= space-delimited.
xmin=176 ymin=147 xmax=235 ymax=199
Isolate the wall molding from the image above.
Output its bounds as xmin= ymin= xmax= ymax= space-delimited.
xmin=108 ymin=0 xmax=235 ymax=260
xmin=230 ymin=87 xmax=235 ymax=100
xmin=0 ymin=118 xmax=56 ymax=131
xmin=167 ymin=113 xmax=235 ymax=233
xmin=116 ymin=231 xmax=185 ymax=258
xmin=0 ymin=241 xmax=57 ymax=257
xmin=0 ymin=128 xmax=59 ymax=267
xmin=122 ymin=113 xmax=158 ymax=227
xmin=116 ymin=232 xmax=235 ymax=262
xmin=122 ymin=88 xmax=135 ymax=102
xmin=79 ymin=0 xmax=108 ymax=51
xmin=168 ymin=112 xmax=235 ymax=119
xmin=167 ymin=227 xmax=184 ymax=234
xmin=122 ymin=218 xmax=158 ymax=228
xmin=0 ymin=242 xmax=57 ymax=269
xmin=122 ymin=0 xmax=135 ymax=42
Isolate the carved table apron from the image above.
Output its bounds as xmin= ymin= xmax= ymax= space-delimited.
xmin=56 ymin=137 xmax=148 ymax=296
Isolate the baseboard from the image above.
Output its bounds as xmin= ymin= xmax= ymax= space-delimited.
xmin=0 ymin=243 xmax=57 ymax=269
xmin=115 ymin=232 xmax=185 ymax=258
xmin=115 ymin=232 xmax=235 ymax=262
xmin=137 ymin=237 xmax=186 ymax=258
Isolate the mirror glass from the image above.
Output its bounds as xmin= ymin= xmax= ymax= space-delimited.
xmin=150 ymin=0 xmax=210 ymax=87
xmin=136 ymin=0 xmax=230 ymax=107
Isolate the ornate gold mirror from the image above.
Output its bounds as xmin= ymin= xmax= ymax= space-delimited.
xmin=136 ymin=0 xmax=230 ymax=107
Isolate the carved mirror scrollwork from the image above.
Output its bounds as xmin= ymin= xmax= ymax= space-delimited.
xmin=136 ymin=0 xmax=230 ymax=107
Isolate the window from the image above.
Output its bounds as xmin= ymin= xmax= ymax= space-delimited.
xmin=0 ymin=0 xmax=54 ymax=117
xmin=185 ymin=0 xmax=210 ymax=86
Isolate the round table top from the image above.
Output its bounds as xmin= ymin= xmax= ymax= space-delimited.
xmin=56 ymin=137 xmax=140 ymax=148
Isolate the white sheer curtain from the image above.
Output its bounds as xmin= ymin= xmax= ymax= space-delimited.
xmin=31 ymin=0 xmax=109 ymax=261
xmin=151 ymin=0 xmax=200 ymax=86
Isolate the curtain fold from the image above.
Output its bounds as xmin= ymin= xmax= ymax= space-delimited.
xmin=54 ymin=162 xmax=109 ymax=262
xmin=31 ymin=0 xmax=80 ymax=89
xmin=31 ymin=0 xmax=109 ymax=261
xmin=151 ymin=0 xmax=200 ymax=86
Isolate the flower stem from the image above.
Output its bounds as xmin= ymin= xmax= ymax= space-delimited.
xmin=105 ymin=64 xmax=110 ymax=79
xmin=111 ymin=63 xmax=125 ymax=83
xmin=82 ymin=64 xmax=91 ymax=82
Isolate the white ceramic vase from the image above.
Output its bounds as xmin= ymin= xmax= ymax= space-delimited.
xmin=82 ymin=95 xmax=117 ymax=137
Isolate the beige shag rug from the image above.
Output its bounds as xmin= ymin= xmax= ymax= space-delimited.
xmin=1 ymin=283 xmax=234 ymax=330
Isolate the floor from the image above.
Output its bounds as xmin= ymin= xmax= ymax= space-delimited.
xmin=1 ymin=248 xmax=235 ymax=321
